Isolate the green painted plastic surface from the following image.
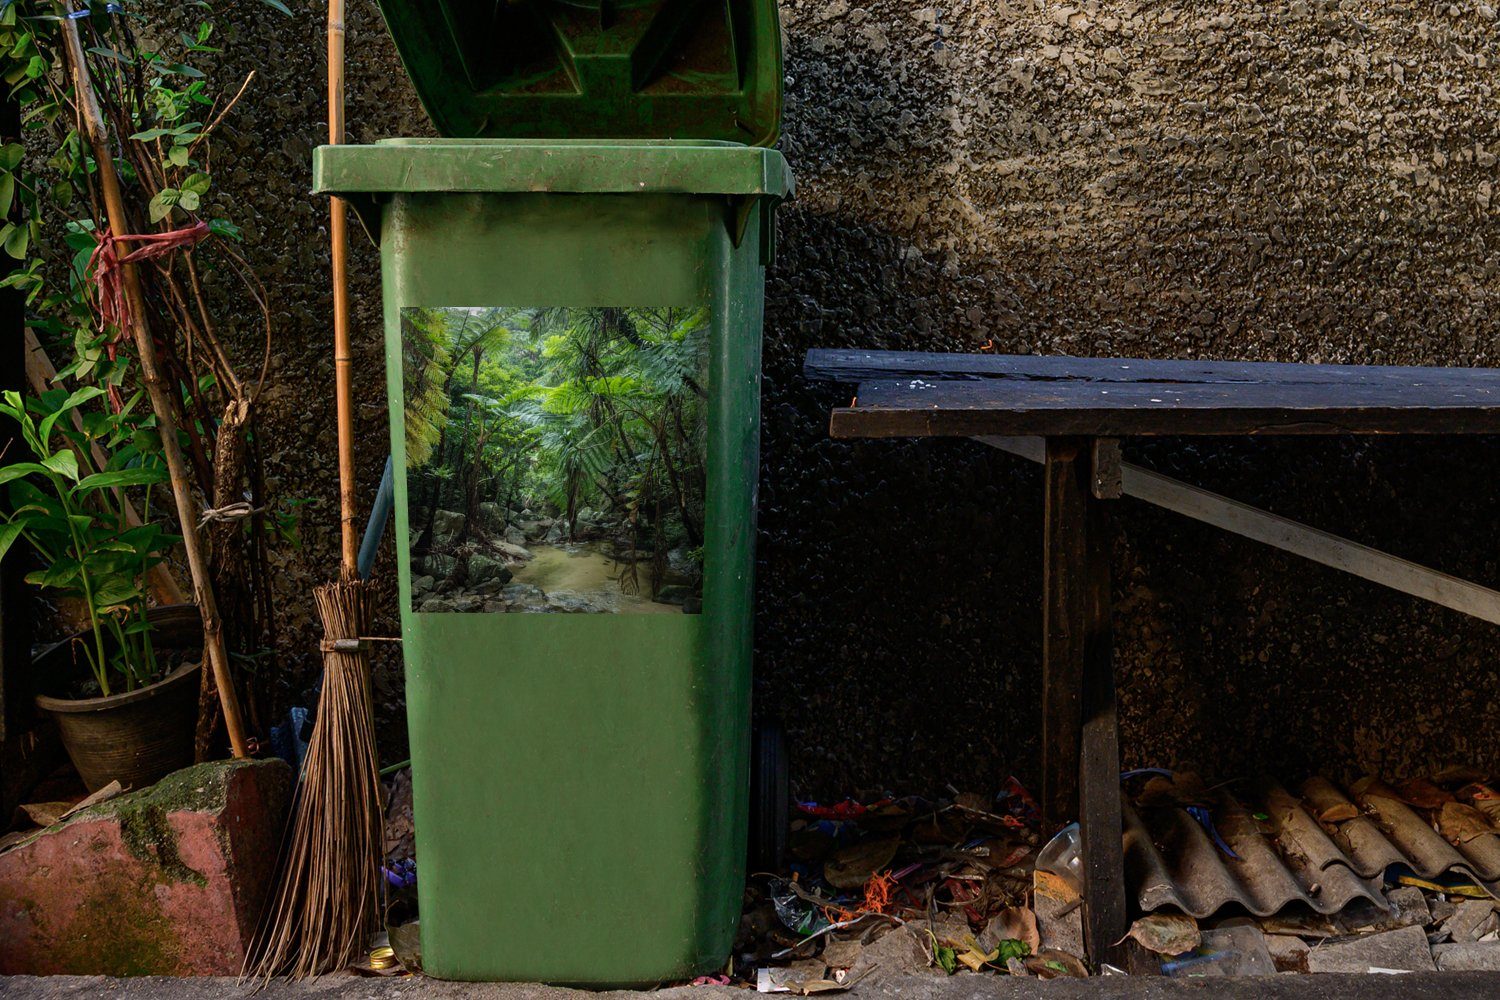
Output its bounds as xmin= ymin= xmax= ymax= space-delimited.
xmin=372 ymin=0 xmax=783 ymax=145
xmin=316 ymin=141 xmax=784 ymax=984
xmin=316 ymin=141 xmax=792 ymax=258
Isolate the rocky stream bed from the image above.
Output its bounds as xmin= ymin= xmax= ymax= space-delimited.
xmin=408 ymin=503 xmax=700 ymax=615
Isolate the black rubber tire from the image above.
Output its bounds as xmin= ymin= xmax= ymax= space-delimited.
xmin=748 ymin=719 xmax=789 ymax=873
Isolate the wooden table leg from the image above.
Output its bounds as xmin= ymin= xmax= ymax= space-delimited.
xmin=1079 ymin=488 xmax=1127 ymax=966
xmin=1042 ymin=438 xmax=1086 ymax=830
xmin=1044 ymin=437 xmax=1128 ymax=967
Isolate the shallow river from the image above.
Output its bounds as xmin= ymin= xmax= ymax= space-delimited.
xmin=510 ymin=544 xmax=682 ymax=615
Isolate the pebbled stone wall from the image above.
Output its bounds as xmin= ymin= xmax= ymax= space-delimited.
xmin=192 ymin=1 xmax=1500 ymax=795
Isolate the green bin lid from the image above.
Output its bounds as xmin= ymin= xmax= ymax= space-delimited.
xmin=373 ymin=0 xmax=784 ymax=146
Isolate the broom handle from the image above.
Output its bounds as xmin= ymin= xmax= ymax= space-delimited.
xmin=329 ymin=0 xmax=358 ymax=577
xmin=61 ymin=9 xmax=249 ymax=759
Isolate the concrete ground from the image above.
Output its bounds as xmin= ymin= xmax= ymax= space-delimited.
xmin=3 ymin=974 xmax=1500 ymax=1000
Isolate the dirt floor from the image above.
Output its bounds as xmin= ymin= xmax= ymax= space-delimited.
xmin=4 ymin=973 xmax=1500 ymax=1000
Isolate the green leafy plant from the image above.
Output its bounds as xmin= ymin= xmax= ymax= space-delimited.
xmin=0 ymin=1 xmax=292 ymax=743
xmin=0 ymin=387 xmax=178 ymax=696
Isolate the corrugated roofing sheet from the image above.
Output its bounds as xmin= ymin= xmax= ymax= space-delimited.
xmin=1125 ymin=777 xmax=1500 ymax=920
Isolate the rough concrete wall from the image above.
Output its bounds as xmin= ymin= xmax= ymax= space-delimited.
xmin=196 ymin=1 xmax=1499 ymax=793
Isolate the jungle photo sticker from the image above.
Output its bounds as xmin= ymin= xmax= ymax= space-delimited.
xmin=401 ymin=306 xmax=708 ymax=614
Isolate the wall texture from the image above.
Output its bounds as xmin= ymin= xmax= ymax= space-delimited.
xmin=198 ymin=1 xmax=1499 ymax=795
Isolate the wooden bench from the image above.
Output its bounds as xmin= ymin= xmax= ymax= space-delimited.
xmin=805 ymin=348 xmax=1500 ymax=966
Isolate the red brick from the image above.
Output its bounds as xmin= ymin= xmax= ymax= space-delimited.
xmin=0 ymin=758 xmax=291 ymax=975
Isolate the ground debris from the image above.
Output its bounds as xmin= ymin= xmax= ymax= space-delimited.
xmin=741 ymin=784 xmax=1066 ymax=986
xmin=1434 ymin=941 xmax=1500 ymax=971
xmin=1123 ymin=912 xmax=1199 ymax=956
xmin=1306 ymin=924 xmax=1437 ymax=973
xmin=1441 ymin=899 xmax=1499 ymax=943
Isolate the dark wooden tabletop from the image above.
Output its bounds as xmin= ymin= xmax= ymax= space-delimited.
xmin=805 ymin=349 xmax=1500 ymax=437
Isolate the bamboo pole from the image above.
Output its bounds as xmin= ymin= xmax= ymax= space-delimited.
xmin=244 ymin=5 xmax=383 ymax=974
xmin=328 ymin=0 xmax=358 ymax=576
xmin=61 ymin=8 xmax=248 ymax=758
xmin=24 ymin=329 xmax=188 ymax=607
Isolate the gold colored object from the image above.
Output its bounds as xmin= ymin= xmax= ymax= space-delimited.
xmin=369 ymin=946 xmax=397 ymax=971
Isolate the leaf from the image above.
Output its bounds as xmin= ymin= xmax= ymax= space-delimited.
xmin=2 ymin=218 xmax=26 ymax=258
xmin=86 ymin=44 xmax=132 ymax=65
xmin=1314 ymin=801 xmax=1359 ymax=824
xmin=955 ymin=940 xmax=994 ymax=973
xmin=38 ymin=384 xmax=104 ymax=443
xmin=982 ymin=907 xmax=1040 ymax=956
xmin=1024 ymin=950 xmax=1088 ymax=979
xmin=91 ymin=578 xmax=142 ymax=609
xmin=0 ymin=172 xmax=12 ymax=217
xmin=1122 ymin=913 xmax=1200 ymax=956
xmin=0 ymin=141 xmax=22 ymax=170
xmin=208 ymin=217 xmax=241 ymax=240
xmin=0 ymin=519 xmax=24 ymax=562
xmin=258 ymin=0 xmax=294 ymax=14
xmin=19 ymin=800 xmax=71 ymax=827
xmin=148 ymin=188 xmax=178 ymax=222
xmin=166 ymin=145 xmax=190 ymax=168
xmin=1438 ymin=801 xmax=1497 ymax=845
xmin=995 ymin=938 xmax=1030 ymax=963
xmin=76 ymin=467 xmax=166 ymax=492
xmin=177 ymin=189 xmax=200 ymax=212
xmin=180 ymin=171 xmax=210 ymax=195
xmin=1397 ymin=778 xmax=1454 ymax=811
xmin=41 ymin=450 xmax=79 ymax=482
xmin=0 ymin=462 xmax=53 ymax=486
xmin=26 ymin=557 xmax=80 ymax=588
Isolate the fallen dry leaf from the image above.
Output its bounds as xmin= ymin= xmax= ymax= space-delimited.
xmin=1122 ymin=912 xmax=1200 ymax=956
xmin=985 ymin=906 xmax=1040 ymax=955
xmin=1352 ymin=776 xmax=1403 ymax=804
xmin=1433 ymin=765 xmax=1488 ymax=786
xmin=955 ymin=944 xmax=990 ymax=973
xmin=60 ymin=780 xmax=124 ymax=820
xmin=1438 ymin=801 xmax=1497 ymax=845
xmin=1458 ymin=784 xmax=1500 ymax=824
xmin=824 ymin=837 xmax=899 ymax=889
xmin=17 ymin=802 xmax=70 ymax=828
xmin=1025 ymin=949 xmax=1088 ymax=978
xmin=1396 ymin=778 xmax=1454 ymax=811
xmin=1316 ymin=802 xmax=1359 ymax=823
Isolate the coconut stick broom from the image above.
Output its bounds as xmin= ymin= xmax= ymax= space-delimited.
xmin=59 ymin=8 xmax=248 ymax=758
xmin=244 ymin=0 xmax=383 ymax=978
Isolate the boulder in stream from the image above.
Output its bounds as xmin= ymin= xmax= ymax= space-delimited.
xmin=547 ymin=590 xmax=606 ymax=613
xmin=431 ymin=509 xmax=465 ymax=544
xmin=477 ymin=501 xmax=505 ymax=531
xmin=654 ymin=584 xmax=692 ymax=606
xmin=468 ymin=553 xmax=514 ymax=587
xmin=494 ymin=540 xmax=533 ymax=562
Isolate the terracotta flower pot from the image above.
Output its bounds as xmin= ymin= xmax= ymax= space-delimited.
xmin=33 ymin=604 xmax=203 ymax=792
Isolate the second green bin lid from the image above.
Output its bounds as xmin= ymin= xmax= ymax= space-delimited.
xmin=373 ymin=0 xmax=784 ymax=146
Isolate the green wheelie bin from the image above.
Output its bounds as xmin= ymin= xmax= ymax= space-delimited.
xmin=312 ymin=0 xmax=791 ymax=985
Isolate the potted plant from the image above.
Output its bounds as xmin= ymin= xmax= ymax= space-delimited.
xmin=0 ymin=386 xmax=199 ymax=791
